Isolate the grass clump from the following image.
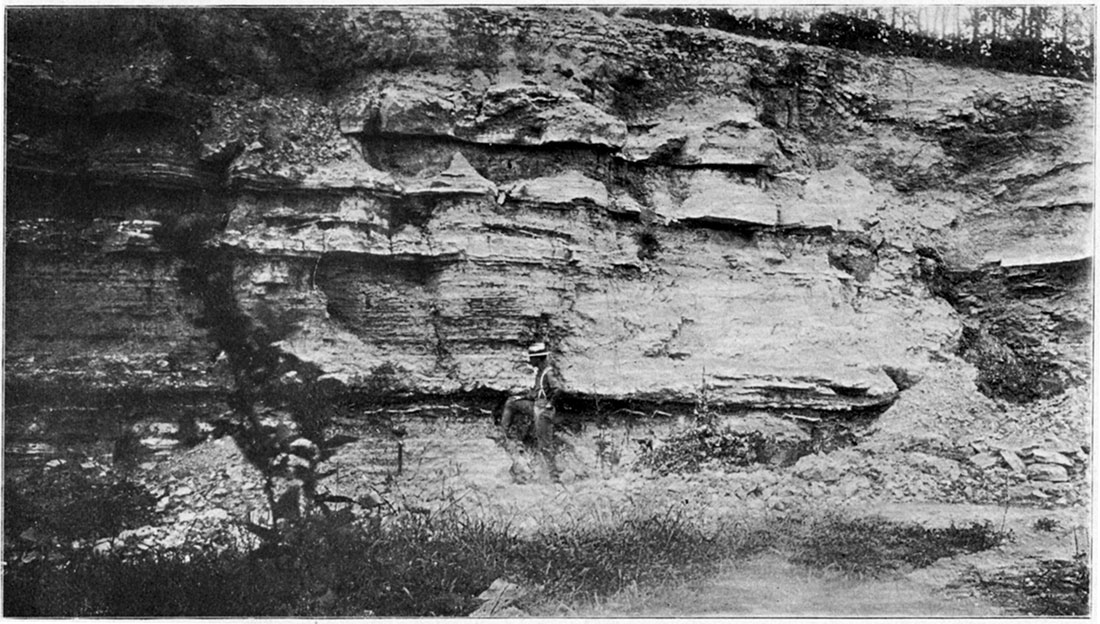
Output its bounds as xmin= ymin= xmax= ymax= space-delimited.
xmin=511 ymin=507 xmax=729 ymax=603
xmin=3 ymin=503 xmax=759 ymax=617
xmin=790 ymin=515 xmax=1009 ymax=578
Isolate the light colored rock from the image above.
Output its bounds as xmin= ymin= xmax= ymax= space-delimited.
xmin=376 ymin=83 xmax=461 ymax=136
xmin=669 ymin=177 xmax=778 ymax=227
xmin=999 ymin=449 xmax=1027 ymax=473
xmin=1027 ymin=463 xmax=1070 ymax=482
xmin=905 ymin=452 xmax=963 ymax=480
xmin=8 ymin=6 xmax=1089 ymax=419
xmin=230 ymin=149 xmax=400 ymax=192
xmin=969 ymin=452 xmax=1000 ymax=470
xmin=102 ymin=219 xmax=161 ymax=252
xmin=987 ymin=438 xmax=1034 ymax=455
xmin=300 ymin=157 xmax=401 ymax=191
xmin=93 ymin=538 xmax=114 ymax=556
xmin=506 ymin=170 xmax=608 ymax=208
xmin=624 ymin=120 xmax=780 ymax=166
xmin=1031 ymin=449 xmax=1075 ymax=467
xmin=471 ymin=578 xmax=526 ymax=617
xmin=608 ymin=190 xmax=647 ymax=218
xmin=1038 ymin=435 xmax=1082 ymax=455
xmin=793 ymin=454 xmax=843 ymax=483
xmin=405 ymin=152 xmax=497 ymax=197
xmin=288 ymin=437 xmax=320 ymax=460
xmin=779 ymin=164 xmax=883 ymax=232
xmin=202 ymin=508 xmax=230 ymax=521
xmin=466 ymin=83 xmax=626 ymax=148
xmin=621 ymin=96 xmax=776 ymax=165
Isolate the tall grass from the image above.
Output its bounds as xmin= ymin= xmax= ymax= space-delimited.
xmin=4 ymin=474 xmax=1012 ymax=616
xmin=5 ymin=504 xmax=767 ymax=617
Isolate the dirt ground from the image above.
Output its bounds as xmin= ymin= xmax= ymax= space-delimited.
xmin=6 ymin=364 xmax=1090 ymax=617
xmin=73 ymin=393 xmax=1083 ymax=617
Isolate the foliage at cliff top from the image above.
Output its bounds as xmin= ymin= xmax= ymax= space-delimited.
xmin=8 ymin=6 xmax=1093 ymax=107
xmin=629 ymin=7 xmax=1094 ymax=81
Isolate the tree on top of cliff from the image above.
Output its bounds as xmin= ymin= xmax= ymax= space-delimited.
xmin=627 ymin=6 xmax=1094 ymax=82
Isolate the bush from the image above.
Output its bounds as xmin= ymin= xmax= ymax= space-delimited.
xmin=637 ymin=424 xmax=768 ymax=474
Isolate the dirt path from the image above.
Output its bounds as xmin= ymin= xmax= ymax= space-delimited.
xmin=575 ymin=553 xmax=1003 ymax=617
xmin=569 ymin=501 xmax=1088 ymax=617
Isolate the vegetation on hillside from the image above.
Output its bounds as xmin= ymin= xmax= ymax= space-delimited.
xmin=629 ymin=6 xmax=1095 ymax=81
xmin=4 ymin=466 xmax=1013 ymax=617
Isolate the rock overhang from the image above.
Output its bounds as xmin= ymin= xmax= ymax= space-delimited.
xmin=3 ymin=6 xmax=1092 ymax=415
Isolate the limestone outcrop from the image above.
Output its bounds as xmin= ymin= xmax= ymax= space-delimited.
xmin=5 ymin=7 xmax=1092 ymax=413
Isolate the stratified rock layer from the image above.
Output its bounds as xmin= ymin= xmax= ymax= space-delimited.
xmin=5 ymin=7 xmax=1092 ymax=412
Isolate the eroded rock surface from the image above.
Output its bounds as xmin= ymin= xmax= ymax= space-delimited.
xmin=5 ymin=7 xmax=1092 ymax=415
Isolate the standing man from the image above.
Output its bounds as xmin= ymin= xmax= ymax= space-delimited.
xmin=499 ymin=341 xmax=564 ymax=450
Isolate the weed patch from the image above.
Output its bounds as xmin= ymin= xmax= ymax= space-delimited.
xmin=511 ymin=507 xmax=731 ymax=603
xmin=790 ymin=516 xmax=1008 ymax=578
xmin=974 ymin=555 xmax=1089 ymax=616
xmin=637 ymin=424 xmax=767 ymax=474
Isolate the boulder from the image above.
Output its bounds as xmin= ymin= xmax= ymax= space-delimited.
xmin=376 ymin=83 xmax=463 ymax=136
xmin=969 ymin=452 xmax=1000 ymax=470
xmin=1027 ymin=463 xmax=1070 ymax=482
xmin=793 ymin=454 xmax=844 ymax=483
xmin=1030 ymin=449 xmax=1075 ymax=467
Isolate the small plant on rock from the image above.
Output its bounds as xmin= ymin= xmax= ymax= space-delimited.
xmin=637 ymin=427 xmax=768 ymax=475
xmin=638 ymin=370 xmax=769 ymax=474
xmin=1032 ymin=517 xmax=1060 ymax=532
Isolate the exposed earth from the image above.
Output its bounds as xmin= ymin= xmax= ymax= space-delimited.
xmin=3 ymin=6 xmax=1093 ymax=617
xmin=5 ymin=373 xmax=1090 ymax=616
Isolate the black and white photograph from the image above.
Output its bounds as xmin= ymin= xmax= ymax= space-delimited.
xmin=3 ymin=4 xmax=1093 ymax=616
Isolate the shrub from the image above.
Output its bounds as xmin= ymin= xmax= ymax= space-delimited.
xmin=638 ymin=424 xmax=768 ymax=474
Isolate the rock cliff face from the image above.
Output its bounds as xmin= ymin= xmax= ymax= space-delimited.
xmin=5 ymin=8 xmax=1092 ymax=414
